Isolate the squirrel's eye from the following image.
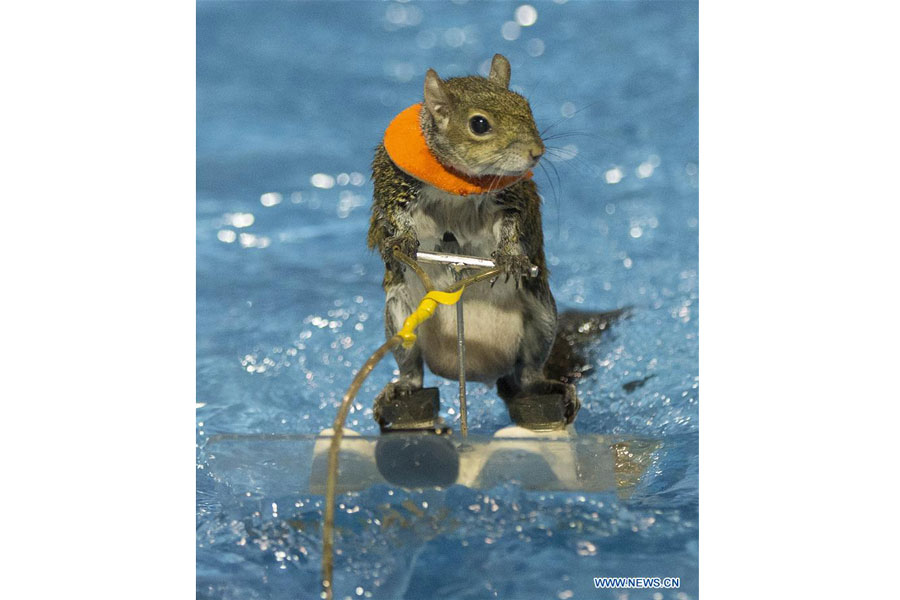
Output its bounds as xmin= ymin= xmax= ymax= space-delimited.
xmin=468 ymin=115 xmax=491 ymax=135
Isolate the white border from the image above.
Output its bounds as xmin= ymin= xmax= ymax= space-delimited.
xmin=702 ymin=1 xmax=899 ymax=597
xmin=3 ymin=2 xmax=195 ymax=598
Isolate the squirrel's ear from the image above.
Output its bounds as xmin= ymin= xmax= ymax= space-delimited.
xmin=423 ymin=69 xmax=451 ymax=131
xmin=489 ymin=54 xmax=511 ymax=88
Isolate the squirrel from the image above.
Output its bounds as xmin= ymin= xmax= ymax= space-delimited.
xmin=367 ymin=54 xmax=580 ymax=427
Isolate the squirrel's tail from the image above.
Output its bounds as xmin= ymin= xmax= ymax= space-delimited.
xmin=543 ymin=308 xmax=630 ymax=384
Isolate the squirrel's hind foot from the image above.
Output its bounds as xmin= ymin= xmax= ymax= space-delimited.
xmin=499 ymin=378 xmax=580 ymax=428
xmin=373 ymin=381 xmax=440 ymax=430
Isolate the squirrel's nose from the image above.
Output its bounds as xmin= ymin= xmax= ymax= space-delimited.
xmin=529 ymin=144 xmax=544 ymax=161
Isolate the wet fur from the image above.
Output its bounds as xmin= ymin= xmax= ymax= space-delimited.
xmin=371 ymin=144 xmax=556 ymax=371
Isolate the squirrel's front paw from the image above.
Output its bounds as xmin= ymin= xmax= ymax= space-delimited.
xmin=381 ymin=234 xmax=420 ymax=266
xmin=491 ymin=252 xmax=535 ymax=286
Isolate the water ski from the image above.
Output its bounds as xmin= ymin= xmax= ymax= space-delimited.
xmin=202 ymin=429 xmax=658 ymax=497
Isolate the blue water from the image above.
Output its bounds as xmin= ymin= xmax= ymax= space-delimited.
xmin=197 ymin=1 xmax=698 ymax=598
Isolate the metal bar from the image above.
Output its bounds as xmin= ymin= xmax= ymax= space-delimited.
xmin=416 ymin=251 xmax=496 ymax=269
xmin=415 ymin=251 xmax=539 ymax=278
xmin=456 ymin=298 xmax=468 ymax=440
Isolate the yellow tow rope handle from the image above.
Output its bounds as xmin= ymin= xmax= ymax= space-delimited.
xmin=397 ymin=287 xmax=465 ymax=348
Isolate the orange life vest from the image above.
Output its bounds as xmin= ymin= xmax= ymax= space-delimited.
xmin=382 ymin=103 xmax=532 ymax=196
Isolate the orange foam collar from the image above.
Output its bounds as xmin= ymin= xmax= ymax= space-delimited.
xmin=383 ymin=103 xmax=532 ymax=196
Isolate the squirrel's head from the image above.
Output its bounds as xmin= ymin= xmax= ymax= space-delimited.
xmin=420 ymin=54 xmax=544 ymax=178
